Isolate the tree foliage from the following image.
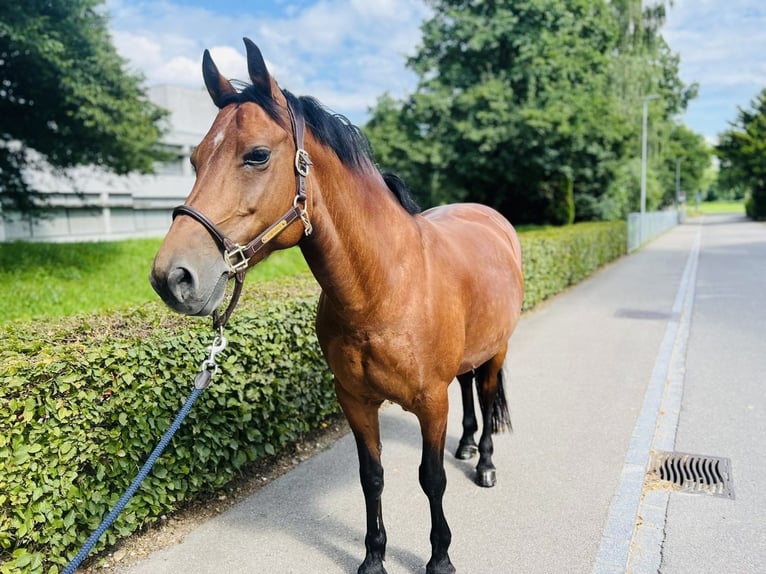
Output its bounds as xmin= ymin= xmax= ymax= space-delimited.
xmin=0 ymin=0 xmax=168 ymax=215
xmin=658 ymin=125 xmax=710 ymax=205
xmin=365 ymin=0 xmax=706 ymax=225
xmin=716 ymin=88 xmax=766 ymax=219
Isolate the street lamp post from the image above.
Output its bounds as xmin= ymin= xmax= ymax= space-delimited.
xmin=675 ymin=157 xmax=684 ymax=206
xmin=675 ymin=156 xmax=685 ymax=223
xmin=640 ymin=94 xmax=660 ymax=245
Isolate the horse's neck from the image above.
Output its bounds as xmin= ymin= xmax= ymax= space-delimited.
xmin=299 ymin=161 xmax=419 ymax=318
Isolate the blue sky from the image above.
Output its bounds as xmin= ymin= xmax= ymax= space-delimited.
xmin=106 ymin=0 xmax=766 ymax=143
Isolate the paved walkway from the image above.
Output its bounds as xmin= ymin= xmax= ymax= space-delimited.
xmin=115 ymin=214 xmax=765 ymax=573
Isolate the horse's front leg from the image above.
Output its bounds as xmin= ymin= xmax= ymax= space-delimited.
xmin=336 ymin=385 xmax=387 ymax=574
xmin=417 ymin=390 xmax=456 ymax=574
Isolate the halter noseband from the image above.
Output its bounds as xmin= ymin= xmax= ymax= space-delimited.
xmin=172 ymin=100 xmax=313 ymax=330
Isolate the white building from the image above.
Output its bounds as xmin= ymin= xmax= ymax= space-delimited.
xmin=0 ymin=85 xmax=217 ymax=242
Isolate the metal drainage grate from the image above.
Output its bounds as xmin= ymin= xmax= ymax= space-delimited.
xmin=649 ymin=451 xmax=735 ymax=499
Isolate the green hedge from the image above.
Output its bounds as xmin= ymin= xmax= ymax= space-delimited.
xmin=0 ymin=277 xmax=337 ymax=574
xmin=0 ymin=221 xmax=626 ymax=573
xmin=745 ymin=188 xmax=766 ymax=220
xmin=519 ymin=221 xmax=627 ymax=310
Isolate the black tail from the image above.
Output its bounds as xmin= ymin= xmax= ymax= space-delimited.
xmin=491 ymin=368 xmax=513 ymax=434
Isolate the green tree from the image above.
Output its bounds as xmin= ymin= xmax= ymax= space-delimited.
xmin=366 ymin=0 xmax=697 ymax=225
xmin=598 ymin=0 xmax=699 ymax=216
xmin=382 ymin=0 xmax=627 ymax=224
xmin=365 ymin=93 xmax=448 ymax=206
xmin=608 ymin=0 xmax=696 ymax=115
xmin=0 ymin=0 xmax=168 ymax=216
xmin=716 ymin=88 xmax=766 ymax=219
xmin=656 ymin=125 xmax=711 ymax=207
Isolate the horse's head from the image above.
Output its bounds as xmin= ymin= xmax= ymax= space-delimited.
xmin=150 ymin=38 xmax=310 ymax=317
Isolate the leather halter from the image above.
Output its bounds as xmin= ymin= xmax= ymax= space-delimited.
xmin=172 ymin=101 xmax=313 ymax=330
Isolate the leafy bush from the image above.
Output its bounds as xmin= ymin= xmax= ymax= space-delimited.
xmin=542 ymin=178 xmax=575 ymax=226
xmin=0 ymin=277 xmax=337 ymax=574
xmin=519 ymin=221 xmax=627 ymax=310
xmin=0 ymin=221 xmax=627 ymax=573
xmin=745 ymin=188 xmax=766 ymax=220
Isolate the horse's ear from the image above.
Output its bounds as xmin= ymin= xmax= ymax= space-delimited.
xmin=243 ymin=37 xmax=272 ymax=99
xmin=202 ymin=49 xmax=237 ymax=109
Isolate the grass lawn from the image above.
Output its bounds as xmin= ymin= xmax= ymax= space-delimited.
xmin=689 ymin=200 xmax=745 ymax=215
xmin=0 ymin=238 xmax=310 ymax=324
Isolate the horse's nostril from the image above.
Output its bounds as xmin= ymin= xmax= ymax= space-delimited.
xmin=167 ymin=266 xmax=197 ymax=302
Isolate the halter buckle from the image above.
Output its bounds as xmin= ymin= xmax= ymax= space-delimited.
xmin=295 ymin=148 xmax=312 ymax=177
xmin=224 ymin=244 xmax=249 ymax=274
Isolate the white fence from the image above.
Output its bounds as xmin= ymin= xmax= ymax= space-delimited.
xmin=627 ymin=210 xmax=682 ymax=252
xmin=1 ymin=84 xmax=212 ymax=244
xmin=4 ymin=180 xmax=683 ymax=248
xmin=0 ymin=174 xmax=191 ymax=243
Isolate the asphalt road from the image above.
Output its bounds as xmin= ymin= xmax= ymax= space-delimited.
xmin=115 ymin=214 xmax=765 ymax=574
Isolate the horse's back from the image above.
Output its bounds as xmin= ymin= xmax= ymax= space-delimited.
xmin=418 ymin=203 xmax=524 ymax=370
xmin=420 ymin=203 xmax=523 ymax=277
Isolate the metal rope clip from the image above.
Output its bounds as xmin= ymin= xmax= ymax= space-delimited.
xmin=195 ymin=334 xmax=228 ymax=389
xmin=293 ymin=194 xmax=313 ymax=236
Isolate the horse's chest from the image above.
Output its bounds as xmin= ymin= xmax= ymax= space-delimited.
xmin=321 ymin=328 xmax=436 ymax=404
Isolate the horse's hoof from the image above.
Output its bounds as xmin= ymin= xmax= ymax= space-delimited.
xmin=358 ymin=556 xmax=387 ymax=574
xmin=455 ymin=444 xmax=477 ymax=460
xmin=475 ymin=468 xmax=496 ymax=488
xmin=426 ymin=555 xmax=456 ymax=574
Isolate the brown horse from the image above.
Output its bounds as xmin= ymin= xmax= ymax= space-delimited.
xmin=150 ymin=39 xmax=524 ymax=574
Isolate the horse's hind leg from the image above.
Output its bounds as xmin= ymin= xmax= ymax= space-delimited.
xmin=455 ymin=371 xmax=478 ymax=460
xmin=474 ymin=344 xmax=511 ymax=488
xmin=336 ymin=384 xmax=388 ymax=574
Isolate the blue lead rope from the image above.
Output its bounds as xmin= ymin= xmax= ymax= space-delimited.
xmin=63 ymin=335 xmax=227 ymax=574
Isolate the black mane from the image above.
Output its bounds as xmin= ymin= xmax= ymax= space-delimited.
xmin=223 ymin=82 xmax=421 ymax=215
xmin=382 ymin=173 xmax=422 ymax=215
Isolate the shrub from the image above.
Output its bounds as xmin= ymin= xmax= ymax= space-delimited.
xmin=0 ymin=277 xmax=337 ymax=574
xmin=519 ymin=221 xmax=627 ymax=310
xmin=745 ymin=188 xmax=766 ymax=220
xmin=542 ymin=178 xmax=575 ymax=226
xmin=0 ymin=221 xmax=627 ymax=573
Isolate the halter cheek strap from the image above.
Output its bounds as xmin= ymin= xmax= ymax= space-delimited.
xmin=172 ymin=100 xmax=313 ymax=330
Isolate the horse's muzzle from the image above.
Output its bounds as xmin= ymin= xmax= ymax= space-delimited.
xmin=149 ymin=259 xmax=229 ymax=317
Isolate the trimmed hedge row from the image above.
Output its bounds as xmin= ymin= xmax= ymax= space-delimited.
xmin=0 ymin=221 xmax=626 ymax=573
xmin=0 ymin=278 xmax=336 ymax=574
xmin=519 ymin=220 xmax=627 ymax=310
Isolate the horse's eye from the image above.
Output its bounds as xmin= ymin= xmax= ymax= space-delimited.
xmin=243 ymin=147 xmax=271 ymax=166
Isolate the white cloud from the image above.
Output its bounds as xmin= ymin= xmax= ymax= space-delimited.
xmin=207 ymin=46 xmax=248 ymax=81
xmin=106 ymin=0 xmax=428 ymax=123
xmin=107 ymin=0 xmax=763 ymax=139
xmin=664 ymin=0 xmax=766 ymax=138
xmin=153 ymin=56 xmax=199 ymax=85
xmin=110 ymin=30 xmax=162 ymax=76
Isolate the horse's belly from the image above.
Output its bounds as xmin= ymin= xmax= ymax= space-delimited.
xmin=321 ymin=323 xmax=461 ymax=408
xmin=457 ymin=268 xmax=522 ymax=373
xmin=458 ymin=318 xmax=514 ymax=374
